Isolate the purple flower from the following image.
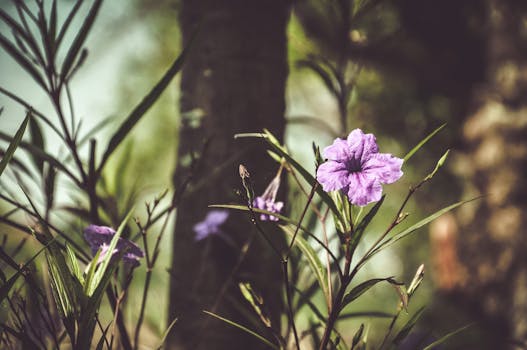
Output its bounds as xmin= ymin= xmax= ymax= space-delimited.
xmin=316 ymin=129 xmax=403 ymax=206
xmin=252 ymin=173 xmax=284 ymax=221
xmin=193 ymin=210 xmax=229 ymax=241
xmin=84 ymin=225 xmax=144 ymax=267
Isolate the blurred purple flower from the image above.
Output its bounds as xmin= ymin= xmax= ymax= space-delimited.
xmin=193 ymin=210 xmax=229 ymax=241
xmin=84 ymin=225 xmax=144 ymax=267
xmin=316 ymin=128 xmax=403 ymax=206
xmin=253 ymin=173 xmax=283 ymax=221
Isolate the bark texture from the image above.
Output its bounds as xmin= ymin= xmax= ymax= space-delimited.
xmin=168 ymin=1 xmax=290 ymax=349
xmin=447 ymin=0 xmax=527 ymax=347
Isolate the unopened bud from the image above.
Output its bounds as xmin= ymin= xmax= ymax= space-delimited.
xmin=408 ymin=263 xmax=425 ymax=297
xmin=239 ymin=164 xmax=250 ymax=179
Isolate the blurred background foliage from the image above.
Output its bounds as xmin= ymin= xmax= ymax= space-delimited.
xmin=1 ymin=0 xmax=526 ymax=348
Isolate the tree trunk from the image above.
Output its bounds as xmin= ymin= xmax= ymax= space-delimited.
xmin=444 ymin=0 xmax=527 ymax=347
xmin=168 ymin=1 xmax=290 ymax=349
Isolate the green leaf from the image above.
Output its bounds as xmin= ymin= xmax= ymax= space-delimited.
xmin=155 ymin=317 xmax=179 ymax=350
xmin=351 ymin=324 xmax=364 ymax=350
xmin=66 ymin=244 xmax=83 ymax=284
xmin=297 ymin=58 xmax=340 ymax=98
xmin=0 ymin=243 xmax=48 ymax=304
xmin=261 ymin=129 xmax=345 ymax=225
xmin=48 ymin=0 xmax=58 ymax=49
xmin=0 ymin=129 xmax=79 ymax=183
xmin=378 ymin=197 xmax=479 ymax=251
xmin=0 ymin=33 xmax=47 ymax=90
xmin=60 ymin=0 xmax=103 ymax=80
xmin=341 ymin=277 xmax=400 ymax=311
xmin=349 ymin=195 xmax=385 ymax=258
xmin=392 ymin=306 xmax=426 ymax=345
xmin=98 ymin=32 xmax=196 ymax=171
xmin=422 ymin=323 xmax=474 ymax=350
xmin=28 ymin=115 xmax=44 ymax=171
xmin=239 ymin=282 xmax=271 ymax=327
xmin=86 ymin=209 xmax=134 ymax=296
xmin=404 ymin=123 xmax=446 ymax=162
xmin=338 ymin=311 xmax=394 ymax=319
xmin=280 ymin=224 xmax=331 ymax=308
xmin=56 ymin=0 xmax=85 ymax=51
xmin=0 ymin=8 xmax=42 ymax=61
xmin=203 ymin=310 xmax=279 ymax=350
xmin=0 ymin=111 xmax=30 ymax=177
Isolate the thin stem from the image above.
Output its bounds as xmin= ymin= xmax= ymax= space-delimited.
xmin=0 ymin=86 xmax=63 ymax=138
xmin=318 ymin=240 xmax=353 ymax=350
xmin=282 ymin=261 xmax=300 ymax=350
xmin=106 ymin=288 xmax=132 ymax=350
xmin=285 ymin=182 xmax=318 ymax=260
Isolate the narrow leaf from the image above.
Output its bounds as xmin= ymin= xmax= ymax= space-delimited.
xmin=0 ymin=111 xmax=30 ymax=177
xmin=280 ymin=224 xmax=331 ymax=308
xmin=297 ymin=59 xmax=340 ymax=97
xmin=422 ymin=323 xmax=474 ymax=350
xmin=378 ymin=197 xmax=479 ymax=251
xmin=203 ymin=310 xmax=279 ymax=350
xmin=56 ymin=0 xmax=85 ymax=50
xmin=404 ymin=123 xmax=446 ymax=162
xmin=0 ymin=33 xmax=47 ymax=90
xmin=262 ymin=129 xmax=345 ymax=224
xmin=0 ymin=243 xmax=48 ymax=304
xmin=341 ymin=277 xmax=400 ymax=311
xmin=212 ymin=204 xmax=339 ymax=265
xmin=351 ymin=324 xmax=364 ymax=350
xmin=88 ymin=208 xmax=134 ymax=295
xmin=392 ymin=306 xmax=426 ymax=345
xmin=338 ymin=311 xmax=394 ymax=319
xmin=28 ymin=115 xmax=45 ymax=171
xmin=0 ymin=129 xmax=79 ymax=183
xmin=349 ymin=195 xmax=385 ymax=257
xmin=60 ymin=0 xmax=103 ymax=80
xmin=66 ymin=244 xmax=83 ymax=283
xmin=98 ymin=33 xmax=196 ymax=171
xmin=155 ymin=318 xmax=179 ymax=350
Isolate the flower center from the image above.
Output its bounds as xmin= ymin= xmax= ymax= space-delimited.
xmin=346 ymin=157 xmax=362 ymax=173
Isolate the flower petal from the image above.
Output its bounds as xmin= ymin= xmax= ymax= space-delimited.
xmin=346 ymin=129 xmax=379 ymax=163
xmin=322 ymin=138 xmax=351 ymax=161
xmin=316 ymin=161 xmax=350 ymax=192
xmin=362 ymin=153 xmax=403 ymax=184
xmin=346 ymin=173 xmax=382 ymax=206
xmin=205 ymin=210 xmax=229 ymax=226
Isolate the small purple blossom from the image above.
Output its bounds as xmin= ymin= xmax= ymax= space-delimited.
xmin=316 ymin=128 xmax=403 ymax=206
xmin=193 ymin=210 xmax=229 ymax=241
xmin=84 ymin=225 xmax=144 ymax=267
xmin=253 ymin=173 xmax=283 ymax=221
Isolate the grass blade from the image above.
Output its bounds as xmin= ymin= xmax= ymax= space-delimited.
xmin=0 ymin=33 xmax=47 ymax=90
xmin=261 ymin=129 xmax=345 ymax=225
xmin=422 ymin=323 xmax=474 ymax=350
xmin=98 ymin=33 xmax=195 ymax=171
xmin=378 ymin=197 xmax=479 ymax=251
xmin=56 ymin=0 xmax=85 ymax=51
xmin=0 ymin=129 xmax=79 ymax=183
xmin=280 ymin=224 xmax=331 ymax=308
xmin=203 ymin=310 xmax=279 ymax=350
xmin=0 ymin=242 xmax=49 ymax=304
xmin=0 ymin=111 xmax=30 ymax=177
xmin=349 ymin=195 xmax=384 ymax=257
xmin=60 ymin=0 xmax=103 ymax=80
xmin=341 ymin=277 xmax=399 ymax=311
xmin=392 ymin=306 xmax=426 ymax=345
xmin=404 ymin=123 xmax=446 ymax=162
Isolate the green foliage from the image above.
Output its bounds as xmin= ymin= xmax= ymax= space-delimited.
xmin=0 ymin=111 xmax=29 ymax=177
